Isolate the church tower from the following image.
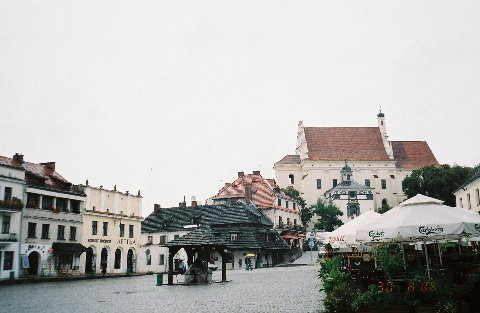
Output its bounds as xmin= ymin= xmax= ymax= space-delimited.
xmin=377 ymin=110 xmax=394 ymax=159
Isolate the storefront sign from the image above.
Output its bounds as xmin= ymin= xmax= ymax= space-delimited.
xmin=117 ymin=239 xmax=135 ymax=245
xmin=87 ymin=239 xmax=112 ymax=243
xmin=418 ymin=226 xmax=443 ymax=235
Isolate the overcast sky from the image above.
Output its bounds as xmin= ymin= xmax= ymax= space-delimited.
xmin=1 ymin=1 xmax=479 ymax=216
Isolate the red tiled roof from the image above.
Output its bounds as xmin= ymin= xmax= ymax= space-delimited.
xmin=304 ymin=127 xmax=390 ymax=161
xmin=0 ymin=155 xmax=72 ymax=192
xmin=212 ymin=174 xmax=297 ymax=210
xmin=392 ymin=141 xmax=440 ymax=169
xmin=0 ymin=156 xmax=23 ymax=169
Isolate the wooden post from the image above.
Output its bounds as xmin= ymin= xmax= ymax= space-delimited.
xmin=222 ymin=255 xmax=227 ymax=282
xmin=168 ymin=252 xmax=174 ymax=285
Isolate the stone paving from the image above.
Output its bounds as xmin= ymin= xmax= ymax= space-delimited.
xmin=0 ymin=262 xmax=324 ymax=313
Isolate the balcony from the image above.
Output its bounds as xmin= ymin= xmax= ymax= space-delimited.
xmin=0 ymin=200 xmax=24 ymax=211
xmin=0 ymin=233 xmax=17 ymax=242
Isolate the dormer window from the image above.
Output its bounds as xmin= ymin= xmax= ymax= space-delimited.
xmin=289 ymin=174 xmax=294 ymax=184
xmin=230 ymin=233 xmax=238 ymax=241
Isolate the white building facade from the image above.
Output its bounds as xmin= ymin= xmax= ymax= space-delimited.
xmin=0 ymin=157 xmax=26 ymax=279
xmin=274 ymin=113 xmax=440 ymax=229
xmin=454 ymin=171 xmax=480 ymax=213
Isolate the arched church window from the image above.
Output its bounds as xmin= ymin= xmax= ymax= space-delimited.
xmin=288 ymin=174 xmax=294 ymax=184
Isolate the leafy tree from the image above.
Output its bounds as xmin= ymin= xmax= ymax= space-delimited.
xmin=377 ymin=202 xmax=392 ymax=214
xmin=311 ymin=199 xmax=343 ymax=231
xmin=282 ymin=186 xmax=310 ymax=225
xmin=282 ymin=186 xmax=306 ymax=208
xmin=300 ymin=206 xmax=313 ymax=226
xmin=402 ymin=164 xmax=476 ymax=206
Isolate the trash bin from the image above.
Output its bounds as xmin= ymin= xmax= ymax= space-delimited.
xmin=156 ymin=273 xmax=163 ymax=286
xmin=91 ymin=269 xmax=96 ymax=276
xmin=9 ymin=271 xmax=15 ymax=280
xmin=127 ymin=268 xmax=131 ymax=275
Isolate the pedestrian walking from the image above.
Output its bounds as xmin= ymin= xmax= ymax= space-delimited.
xmin=238 ymin=258 xmax=243 ymax=269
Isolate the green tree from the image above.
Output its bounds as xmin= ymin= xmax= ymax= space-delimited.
xmin=402 ymin=164 xmax=476 ymax=206
xmin=377 ymin=202 xmax=392 ymax=214
xmin=282 ymin=186 xmax=306 ymax=208
xmin=311 ymin=199 xmax=343 ymax=231
xmin=300 ymin=206 xmax=313 ymax=226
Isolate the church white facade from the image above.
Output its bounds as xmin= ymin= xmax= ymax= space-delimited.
xmin=274 ymin=112 xmax=440 ymax=228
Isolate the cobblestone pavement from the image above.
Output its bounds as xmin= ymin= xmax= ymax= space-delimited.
xmin=0 ymin=263 xmax=324 ymax=313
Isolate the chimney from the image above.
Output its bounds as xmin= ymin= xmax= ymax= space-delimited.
xmin=253 ymin=170 xmax=260 ymax=175
xmin=13 ymin=153 xmax=24 ymax=164
xmin=154 ymin=204 xmax=161 ymax=213
xmin=191 ymin=196 xmax=197 ymax=208
xmin=244 ymin=183 xmax=253 ymax=204
xmin=238 ymin=171 xmax=244 ymax=178
xmin=41 ymin=162 xmax=56 ymax=172
xmin=179 ymin=196 xmax=187 ymax=208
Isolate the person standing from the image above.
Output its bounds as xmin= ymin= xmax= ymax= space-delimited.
xmin=238 ymin=258 xmax=243 ymax=269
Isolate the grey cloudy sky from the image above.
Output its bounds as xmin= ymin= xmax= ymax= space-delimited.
xmin=1 ymin=1 xmax=479 ymax=216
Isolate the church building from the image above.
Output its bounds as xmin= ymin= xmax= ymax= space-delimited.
xmin=274 ymin=112 xmax=440 ymax=226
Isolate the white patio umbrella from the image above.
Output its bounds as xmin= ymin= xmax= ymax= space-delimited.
xmin=356 ymin=194 xmax=480 ymax=278
xmin=328 ymin=211 xmax=382 ymax=247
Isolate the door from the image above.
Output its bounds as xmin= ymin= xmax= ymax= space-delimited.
xmin=127 ymin=249 xmax=133 ymax=273
xmin=28 ymin=252 xmax=40 ymax=276
xmin=85 ymin=248 xmax=94 ymax=274
xmin=100 ymin=248 xmax=108 ymax=274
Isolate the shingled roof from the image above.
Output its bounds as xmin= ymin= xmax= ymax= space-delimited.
xmin=142 ymin=203 xmax=272 ymax=233
xmin=144 ymin=203 xmax=289 ymax=250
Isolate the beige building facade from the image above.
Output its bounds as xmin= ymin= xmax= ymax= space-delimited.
xmin=79 ymin=184 xmax=143 ymax=275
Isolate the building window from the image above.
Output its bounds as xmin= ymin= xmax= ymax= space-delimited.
xmin=467 ymin=194 xmax=472 ymax=210
xmin=279 ymin=216 xmax=283 ymax=225
xmin=159 ymin=235 xmax=166 ymax=244
xmin=146 ymin=249 xmax=151 ymax=266
xmin=287 ymin=218 xmax=291 ymax=225
xmin=41 ymin=224 xmax=49 ymax=239
xmin=294 ymin=219 xmax=297 ymax=225
xmin=382 ymin=199 xmax=388 ymax=208
xmin=57 ymin=198 xmax=68 ymax=213
xmin=114 ymin=249 xmax=121 ymax=269
xmin=316 ymin=179 xmax=322 ymax=189
xmin=70 ymin=200 xmax=80 ymax=214
xmin=147 ymin=236 xmax=153 ymax=244
xmin=42 ymin=196 xmax=53 ymax=210
xmin=129 ymin=225 xmax=134 ymax=238
xmin=92 ymin=221 xmax=98 ymax=235
xmin=288 ymin=174 xmax=294 ymax=184
xmin=333 ymin=179 xmax=338 ymax=187
xmin=459 ymin=198 xmax=463 ymax=208
xmin=293 ymin=203 xmax=296 ymax=210
xmin=3 ymin=251 xmax=13 ymax=270
xmin=230 ymin=233 xmax=238 ymax=241
xmin=4 ymin=187 xmax=12 ymax=201
xmin=365 ymin=179 xmax=371 ymax=187
xmin=57 ymin=225 xmax=65 ymax=240
xmin=286 ymin=201 xmax=289 ymax=208
xmin=119 ymin=224 xmax=125 ymax=237
xmin=103 ymin=222 xmax=108 ymax=236
xmin=28 ymin=222 xmax=36 ymax=238
xmin=69 ymin=226 xmax=76 ymax=241
xmin=476 ymin=189 xmax=480 ymax=206
xmin=159 ymin=254 xmax=165 ymax=265
xmin=2 ymin=215 xmax=10 ymax=234
xmin=381 ymin=179 xmax=387 ymax=189
xmin=277 ymin=198 xmax=281 ymax=206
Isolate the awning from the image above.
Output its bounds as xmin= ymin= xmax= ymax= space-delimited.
xmin=52 ymin=242 xmax=87 ymax=254
xmin=281 ymin=235 xmax=301 ymax=240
